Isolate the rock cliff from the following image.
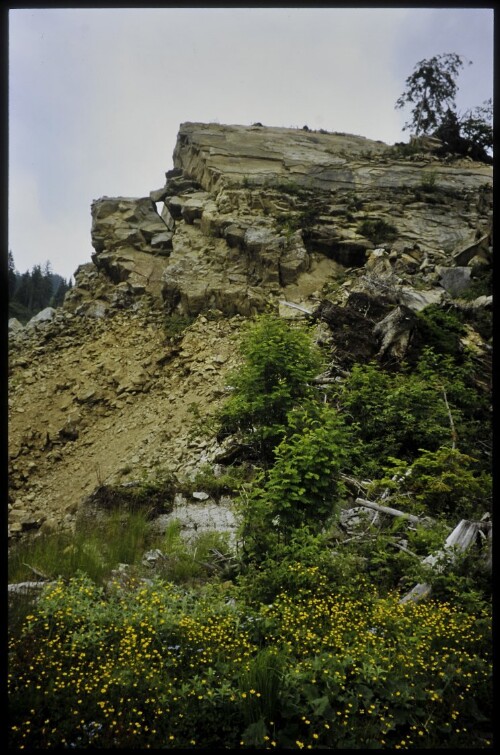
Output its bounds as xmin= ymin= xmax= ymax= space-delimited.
xmin=8 ymin=122 xmax=492 ymax=542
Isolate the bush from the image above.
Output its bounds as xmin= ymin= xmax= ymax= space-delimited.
xmin=237 ymin=529 xmax=363 ymax=606
xmin=336 ymin=359 xmax=452 ymax=475
xmin=163 ymin=312 xmax=195 ymax=338
xmin=218 ymin=314 xmax=324 ymax=459
xmin=371 ymin=447 xmax=491 ymax=520
xmin=237 ymin=402 xmax=350 ymax=565
xmin=357 ymin=218 xmax=398 ymax=246
xmin=411 ymin=305 xmax=466 ymax=362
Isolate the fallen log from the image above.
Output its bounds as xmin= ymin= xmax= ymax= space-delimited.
xmin=8 ymin=581 xmax=55 ymax=594
xmin=400 ymin=518 xmax=492 ymax=604
xmin=354 ymin=497 xmax=430 ymax=526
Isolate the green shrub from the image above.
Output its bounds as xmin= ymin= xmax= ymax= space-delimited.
xmin=218 ymin=314 xmax=324 ymax=459
xmin=357 ymin=217 xmax=398 ymax=245
xmin=237 ymin=529 xmax=363 ymax=606
xmin=236 ymin=402 xmax=350 ymax=566
xmin=414 ymin=348 xmax=491 ymax=468
xmin=460 ymin=265 xmax=493 ymax=302
xmin=405 ymin=547 xmax=492 ymax=614
xmin=263 ymin=583 xmax=492 ymax=749
xmin=374 ymin=447 xmax=491 ymax=520
xmin=336 ymin=359 xmax=452 ymax=475
xmin=188 ymin=462 xmax=252 ymax=497
xmin=163 ymin=312 xmax=195 ymax=338
xmin=411 ymin=304 xmax=466 ymax=361
xmin=419 ymin=169 xmax=438 ymax=191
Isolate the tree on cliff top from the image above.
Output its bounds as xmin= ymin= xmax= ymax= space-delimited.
xmin=395 ymin=53 xmax=492 ymax=161
xmin=396 ymin=53 xmax=467 ymax=136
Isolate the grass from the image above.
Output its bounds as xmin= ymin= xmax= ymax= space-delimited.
xmin=8 ymin=506 xmax=153 ymax=586
xmin=9 ymin=507 xmax=236 ymax=599
xmin=153 ymin=519 xmax=234 ymax=585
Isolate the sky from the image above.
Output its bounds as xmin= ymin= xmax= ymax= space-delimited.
xmin=8 ymin=6 xmax=494 ymax=282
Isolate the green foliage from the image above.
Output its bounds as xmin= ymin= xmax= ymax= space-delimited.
xmin=9 ymin=574 xmax=491 ymax=749
xmin=419 ymin=169 xmax=438 ymax=191
xmin=237 ymin=529 xmax=363 ymax=606
xmin=8 ymin=246 xmax=492 ymax=749
xmin=374 ymin=447 xmax=491 ymax=520
xmin=155 ymin=520 xmax=234 ymax=585
xmin=187 ymin=462 xmax=253 ymax=497
xmin=460 ymin=264 xmax=492 ymax=303
xmin=8 ymin=507 xmax=152 ymax=585
xmin=357 ymin=217 xmax=398 ymax=245
xmin=332 ymin=342 xmax=490 ymax=479
xmin=391 ymin=141 xmax=422 ymax=157
xmin=336 ymin=359 xmax=452 ymax=475
xmin=395 ymin=54 xmax=492 ymax=161
xmin=163 ymin=312 xmax=195 ymax=338
xmin=433 ymin=103 xmax=493 ymax=163
xmin=412 ymin=305 xmax=465 ymax=360
xmin=275 ymin=202 xmax=323 ymax=239
xmin=395 ymin=53 xmax=466 ymax=135
xmin=406 ymin=547 xmax=492 ymax=614
xmin=237 ymin=402 xmax=350 ymax=565
xmin=414 ymin=348 xmax=491 ymax=467
xmin=273 ymin=179 xmax=310 ymax=197
xmin=8 ymin=253 xmax=72 ymax=322
xmin=86 ymin=471 xmax=178 ymax=517
xmin=218 ymin=314 xmax=324 ymax=457
xmin=457 ymin=99 xmax=493 ymax=160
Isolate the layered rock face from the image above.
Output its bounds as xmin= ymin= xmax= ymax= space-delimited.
xmin=90 ymin=122 xmax=492 ymax=317
xmin=8 ymin=122 xmax=493 ymax=541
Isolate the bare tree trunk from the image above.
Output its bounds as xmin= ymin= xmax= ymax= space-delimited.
xmin=354 ymin=497 xmax=428 ymax=526
xmin=400 ymin=519 xmax=492 ymax=604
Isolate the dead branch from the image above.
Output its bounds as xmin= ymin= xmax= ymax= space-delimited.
xmin=387 ymin=540 xmax=421 ymax=559
xmin=279 ymin=300 xmax=313 ymax=316
xmin=354 ymin=498 xmax=429 ymax=526
xmin=441 ymin=387 xmax=457 ymax=449
xmin=22 ymin=562 xmax=51 ymax=581
xmin=400 ymin=519 xmax=492 ymax=604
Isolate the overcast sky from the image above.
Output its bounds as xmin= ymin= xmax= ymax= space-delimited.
xmin=8 ymin=6 xmax=494 ymax=281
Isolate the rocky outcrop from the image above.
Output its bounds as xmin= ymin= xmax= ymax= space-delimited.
xmin=8 ymin=122 xmax=493 ymax=543
xmin=86 ymin=123 xmax=492 ymax=319
xmin=90 ymin=197 xmax=174 ymax=299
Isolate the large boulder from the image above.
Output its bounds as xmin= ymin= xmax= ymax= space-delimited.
xmin=9 ymin=318 xmax=24 ymax=332
xmin=91 ymin=196 xmax=173 ymax=255
xmin=27 ymin=307 xmax=56 ymax=326
xmin=90 ymin=197 xmax=175 ymax=300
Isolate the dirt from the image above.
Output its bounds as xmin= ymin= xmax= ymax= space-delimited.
xmin=8 ymin=302 xmax=245 ymax=540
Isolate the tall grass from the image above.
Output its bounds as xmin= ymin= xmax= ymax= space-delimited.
xmin=8 ymin=507 xmax=152 ymax=586
xmin=9 ymin=510 xmax=234 ymax=590
xmin=155 ymin=518 xmax=233 ymax=585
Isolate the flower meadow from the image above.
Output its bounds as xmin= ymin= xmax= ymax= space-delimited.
xmin=9 ymin=568 xmax=492 ymax=749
